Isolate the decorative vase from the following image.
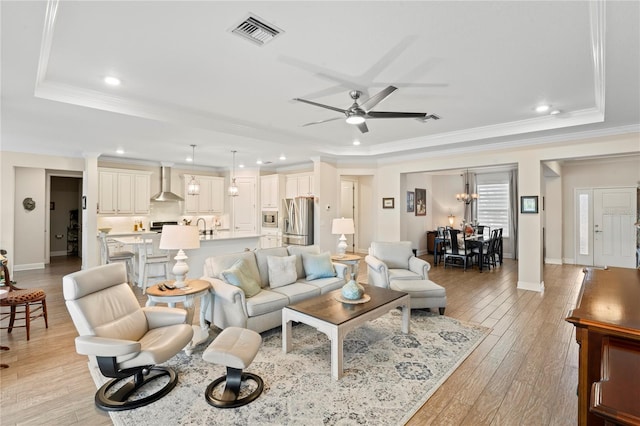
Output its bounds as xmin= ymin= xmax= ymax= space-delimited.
xmin=341 ymin=274 xmax=364 ymax=300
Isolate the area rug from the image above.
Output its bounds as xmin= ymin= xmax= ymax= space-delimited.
xmin=89 ymin=309 xmax=490 ymax=426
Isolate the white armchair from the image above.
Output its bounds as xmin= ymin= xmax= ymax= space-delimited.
xmin=365 ymin=241 xmax=431 ymax=288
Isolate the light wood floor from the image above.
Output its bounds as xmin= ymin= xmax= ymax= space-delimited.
xmin=0 ymin=255 xmax=581 ymax=425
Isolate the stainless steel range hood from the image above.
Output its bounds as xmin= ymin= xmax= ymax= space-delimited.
xmin=150 ymin=164 xmax=184 ymax=202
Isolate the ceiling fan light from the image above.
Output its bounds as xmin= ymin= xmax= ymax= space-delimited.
xmin=346 ymin=115 xmax=365 ymax=125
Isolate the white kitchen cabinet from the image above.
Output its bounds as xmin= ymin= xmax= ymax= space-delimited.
xmin=183 ymin=175 xmax=224 ymax=214
xmin=285 ymin=173 xmax=314 ymax=198
xmin=99 ymin=168 xmax=151 ymax=214
xmin=260 ymin=174 xmax=281 ymax=209
xmin=260 ymin=228 xmax=281 ymax=248
xmin=260 ymin=233 xmax=281 ymax=248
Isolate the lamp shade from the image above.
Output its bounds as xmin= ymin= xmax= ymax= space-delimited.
xmin=331 ymin=218 xmax=355 ymax=235
xmin=159 ymin=225 xmax=201 ymax=250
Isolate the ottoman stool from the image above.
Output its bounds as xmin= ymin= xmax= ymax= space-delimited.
xmin=203 ymin=327 xmax=264 ymax=408
xmin=390 ymin=279 xmax=447 ymax=314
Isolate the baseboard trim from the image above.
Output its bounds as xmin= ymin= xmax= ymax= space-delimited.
xmin=51 ymin=250 xmax=67 ymax=257
xmin=544 ymin=258 xmax=563 ymax=265
xmin=517 ymin=280 xmax=545 ymax=292
xmin=14 ymin=263 xmax=45 ymax=271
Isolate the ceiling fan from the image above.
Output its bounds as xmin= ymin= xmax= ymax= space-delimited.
xmin=294 ymin=85 xmax=440 ymax=133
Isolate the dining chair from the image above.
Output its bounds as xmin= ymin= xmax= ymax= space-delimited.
xmin=0 ymin=251 xmax=48 ymax=341
xmin=443 ymin=229 xmax=473 ymax=271
xmin=472 ymin=229 xmax=499 ymax=270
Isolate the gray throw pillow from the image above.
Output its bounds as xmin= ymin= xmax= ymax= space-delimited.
xmin=267 ymin=255 xmax=297 ymax=288
xmin=221 ymin=259 xmax=261 ymax=298
xmin=301 ymin=251 xmax=336 ymax=281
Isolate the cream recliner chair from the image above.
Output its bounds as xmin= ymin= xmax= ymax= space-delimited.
xmin=63 ymin=263 xmax=194 ymax=411
xmin=365 ymin=241 xmax=431 ymax=287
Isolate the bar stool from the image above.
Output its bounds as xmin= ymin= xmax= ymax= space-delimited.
xmin=139 ymin=238 xmax=170 ymax=294
xmin=99 ymin=233 xmax=134 ymax=285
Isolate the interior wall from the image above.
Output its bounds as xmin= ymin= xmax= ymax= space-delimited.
xmin=544 ymin=174 xmax=563 ymax=264
xmin=561 ymin=155 xmax=640 ymax=263
xmin=431 ymin=175 xmax=465 ymax=228
xmin=14 ymin=167 xmax=46 ymax=269
xmin=401 ymin=172 xmax=433 ymax=255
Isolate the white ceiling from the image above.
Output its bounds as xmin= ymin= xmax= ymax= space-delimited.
xmin=2 ymin=1 xmax=639 ymax=171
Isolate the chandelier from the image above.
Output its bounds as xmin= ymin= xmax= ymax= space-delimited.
xmin=187 ymin=145 xmax=200 ymax=196
xmin=228 ymin=150 xmax=239 ymax=197
xmin=456 ymin=169 xmax=478 ymax=205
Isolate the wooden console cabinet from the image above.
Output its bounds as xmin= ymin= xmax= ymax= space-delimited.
xmin=566 ymin=267 xmax=640 ymax=426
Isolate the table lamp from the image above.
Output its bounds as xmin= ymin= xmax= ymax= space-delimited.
xmin=159 ymin=225 xmax=200 ymax=288
xmin=331 ymin=217 xmax=355 ymax=258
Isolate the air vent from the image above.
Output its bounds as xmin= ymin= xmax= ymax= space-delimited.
xmin=231 ymin=14 xmax=283 ymax=46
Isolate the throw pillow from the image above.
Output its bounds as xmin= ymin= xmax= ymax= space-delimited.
xmin=221 ymin=259 xmax=261 ymax=298
xmin=267 ymin=255 xmax=297 ymax=288
xmin=302 ymin=251 xmax=336 ymax=280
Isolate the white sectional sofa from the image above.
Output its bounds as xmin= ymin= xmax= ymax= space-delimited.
xmin=201 ymin=245 xmax=347 ymax=333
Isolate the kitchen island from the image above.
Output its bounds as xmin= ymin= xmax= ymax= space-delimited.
xmin=105 ymin=231 xmax=261 ymax=287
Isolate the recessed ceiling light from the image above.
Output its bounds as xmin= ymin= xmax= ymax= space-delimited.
xmin=239 ymin=164 xmax=245 ymax=168
xmin=279 ymin=155 xmax=286 ymax=160
xmin=186 ymin=157 xmax=193 ymax=162
xmin=116 ymin=148 xmax=124 ymax=155
xmin=535 ymin=104 xmax=550 ymax=113
xmin=550 ymin=109 xmax=561 ymax=115
xmin=353 ymin=140 xmax=361 ymax=146
xmin=256 ymin=160 xmax=263 ymax=165
xmin=104 ymin=76 xmax=121 ymax=86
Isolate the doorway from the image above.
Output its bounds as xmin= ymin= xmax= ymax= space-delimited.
xmin=49 ymin=176 xmax=83 ymax=260
xmin=339 ymin=178 xmax=358 ymax=253
xmin=575 ymin=186 xmax=637 ymax=268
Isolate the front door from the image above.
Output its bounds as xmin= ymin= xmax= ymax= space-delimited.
xmin=575 ymin=187 xmax=637 ymax=268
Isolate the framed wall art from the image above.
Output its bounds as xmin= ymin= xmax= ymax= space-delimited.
xmin=520 ymin=195 xmax=539 ymax=214
xmin=406 ymin=191 xmax=414 ymax=212
xmin=415 ymin=188 xmax=426 ymax=216
xmin=382 ymin=197 xmax=395 ymax=209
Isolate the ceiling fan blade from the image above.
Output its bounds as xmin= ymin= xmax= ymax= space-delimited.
xmin=359 ymin=86 xmax=397 ymax=112
xmin=301 ymin=116 xmax=343 ymax=127
xmin=293 ymin=98 xmax=346 ymax=114
xmin=366 ymin=111 xmax=427 ymax=119
xmin=356 ymin=122 xmax=369 ymax=133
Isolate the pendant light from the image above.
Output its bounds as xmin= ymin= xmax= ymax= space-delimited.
xmin=187 ymin=145 xmax=200 ymax=196
xmin=455 ymin=169 xmax=478 ymax=205
xmin=228 ymin=150 xmax=239 ymax=197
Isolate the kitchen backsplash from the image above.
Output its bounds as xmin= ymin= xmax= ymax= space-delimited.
xmin=97 ymin=200 xmax=230 ymax=233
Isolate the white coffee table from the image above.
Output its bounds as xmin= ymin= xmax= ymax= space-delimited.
xmin=282 ymin=285 xmax=410 ymax=380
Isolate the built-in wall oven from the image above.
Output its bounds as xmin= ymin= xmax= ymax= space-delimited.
xmin=262 ymin=211 xmax=278 ymax=228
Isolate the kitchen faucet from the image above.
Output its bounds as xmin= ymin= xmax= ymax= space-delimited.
xmin=196 ymin=217 xmax=207 ymax=235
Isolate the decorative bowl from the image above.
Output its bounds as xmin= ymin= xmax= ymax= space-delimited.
xmin=98 ymin=227 xmax=112 ymax=234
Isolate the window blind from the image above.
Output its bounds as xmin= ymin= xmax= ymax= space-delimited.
xmin=476 ymin=183 xmax=510 ymax=238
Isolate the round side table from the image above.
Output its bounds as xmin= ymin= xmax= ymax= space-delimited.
xmin=331 ymin=254 xmax=362 ymax=280
xmin=145 ymin=279 xmax=212 ymax=355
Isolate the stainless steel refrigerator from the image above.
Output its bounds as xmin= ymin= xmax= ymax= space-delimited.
xmin=282 ymin=197 xmax=314 ymax=246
